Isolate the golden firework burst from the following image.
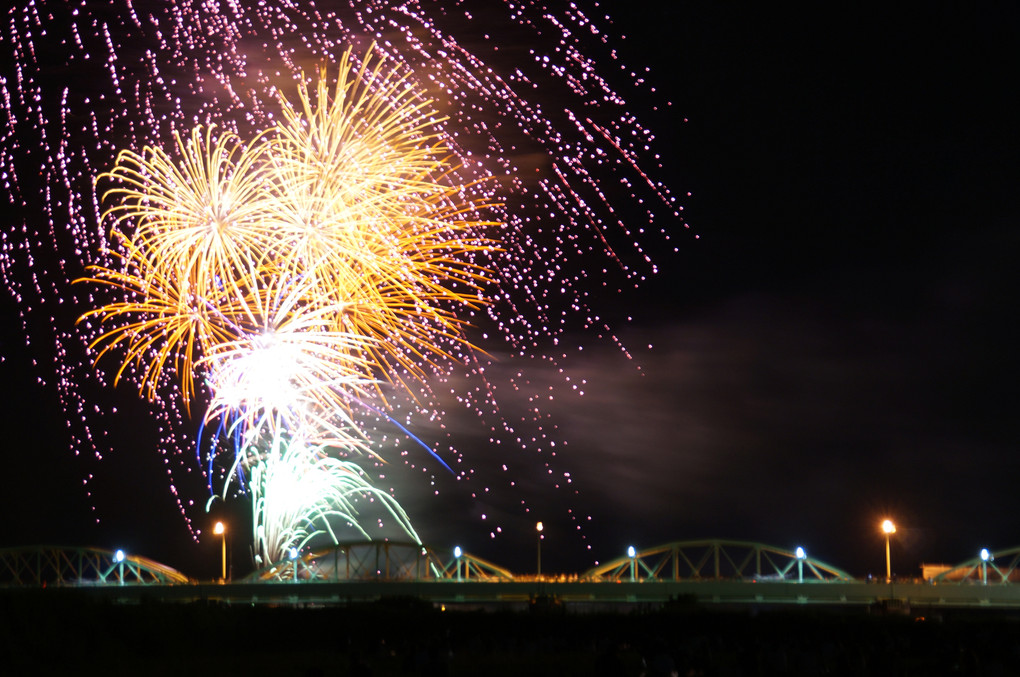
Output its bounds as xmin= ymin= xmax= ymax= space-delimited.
xmin=80 ymin=43 xmax=501 ymax=432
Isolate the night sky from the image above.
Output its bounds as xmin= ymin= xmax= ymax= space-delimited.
xmin=1 ymin=3 xmax=1018 ymax=580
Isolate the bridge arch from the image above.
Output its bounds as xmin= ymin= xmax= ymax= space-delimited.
xmin=584 ymin=539 xmax=854 ymax=582
xmin=934 ymin=546 xmax=1020 ymax=584
xmin=438 ymin=550 xmax=515 ymax=581
xmin=0 ymin=546 xmax=190 ymax=586
xmin=249 ymin=541 xmax=517 ymax=582
xmin=248 ymin=541 xmax=440 ymax=581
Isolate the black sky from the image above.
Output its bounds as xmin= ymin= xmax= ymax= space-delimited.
xmin=607 ymin=3 xmax=1020 ymax=575
xmin=1 ymin=3 xmax=1019 ymax=579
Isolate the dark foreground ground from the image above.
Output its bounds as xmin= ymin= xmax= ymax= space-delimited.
xmin=3 ymin=592 xmax=1020 ymax=676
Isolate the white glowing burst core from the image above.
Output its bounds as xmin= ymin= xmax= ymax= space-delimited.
xmin=213 ymin=333 xmax=299 ymax=411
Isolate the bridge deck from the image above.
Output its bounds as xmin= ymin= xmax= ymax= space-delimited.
xmin=26 ymin=579 xmax=1020 ymax=610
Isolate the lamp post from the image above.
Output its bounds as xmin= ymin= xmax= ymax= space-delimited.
xmin=213 ymin=521 xmax=227 ymax=582
xmin=795 ymin=547 xmax=806 ymax=583
xmin=454 ymin=546 xmax=463 ymax=582
xmin=536 ymin=522 xmax=544 ymax=577
xmin=981 ymin=548 xmax=991 ymax=585
xmin=628 ymin=546 xmax=637 ymax=582
xmin=882 ymin=519 xmax=896 ymax=582
xmin=114 ymin=549 xmax=126 ymax=586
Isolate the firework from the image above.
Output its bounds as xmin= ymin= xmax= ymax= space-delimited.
xmin=245 ymin=432 xmax=420 ymax=567
xmin=84 ymin=46 xmax=500 ymax=410
xmin=198 ymin=281 xmax=376 ymax=454
xmin=264 ymin=46 xmax=500 ymax=390
xmin=100 ymin=125 xmax=276 ymax=306
xmin=77 ymin=48 xmax=503 ymax=564
xmin=79 ymin=125 xmax=275 ymax=409
xmin=75 ymin=231 xmax=234 ymax=410
xmin=1 ymin=1 xmax=683 ymax=563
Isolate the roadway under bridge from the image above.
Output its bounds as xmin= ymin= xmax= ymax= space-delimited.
xmin=5 ymin=540 xmax=1020 ymax=610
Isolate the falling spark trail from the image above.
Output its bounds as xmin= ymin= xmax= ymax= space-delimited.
xmin=1 ymin=1 xmax=687 ymax=561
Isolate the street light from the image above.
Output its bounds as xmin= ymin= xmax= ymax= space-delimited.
xmin=881 ymin=519 xmax=896 ymax=582
xmin=628 ymin=546 xmax=637 ymax=582
xmin=536 ymin=522 xmax=544 ymax=577
xmin=795 ymin=547 xmax=806 ymax=583
xmin=213 ymin=521 xmax=227 ymax=582
xmin=454 ymin=546 xmax=463 ymax=581
xmin=114 ymin=549 xmax=126 ymax=586
xmin=981 ymin=548 xmax=991 ymax=585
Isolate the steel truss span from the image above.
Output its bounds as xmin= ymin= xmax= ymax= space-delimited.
xmin=0 ymin=546 xmax=190 ymax=586
xmin=934 ymin=546 xmax=1020 ymax=584
xmin=584 ymin=540 xmax=855 ymax=582
xmin=246 ymin=541 xmax=513 ymax=582
xmin=9 ymin=540 xmax=1020 ymax=592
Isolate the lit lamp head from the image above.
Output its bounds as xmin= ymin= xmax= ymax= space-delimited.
xmin=628 ymin=546 xmax=636 ymax=558
xmin=454 ymin=546 xmax=463 ymax=558
xmin=881 ymin=519 xmax=896 ymax=535
xmin=114 ymin=549 xmax=126 ymax=562
xmin=536 ymin=521 xmax=543 ymax=533
xmin=981 ymin=548 xmax=991 ymax=562
xmin=213 ymin=521 xmax=225 ymax=536
xmin=795 ymin=547 xmax=806 ymax=560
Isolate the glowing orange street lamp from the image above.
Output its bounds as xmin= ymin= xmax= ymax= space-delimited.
xmin=881 ymin=519 xmax=896 ymax=582
xmin=536 ymin=522 xmax=544 ymax=577
xmin=213 ymin=521 xmax=227 ymax=582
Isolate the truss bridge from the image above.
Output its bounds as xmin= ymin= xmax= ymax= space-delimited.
xmin=7 ymin=540 xmax=1020 ymax=610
